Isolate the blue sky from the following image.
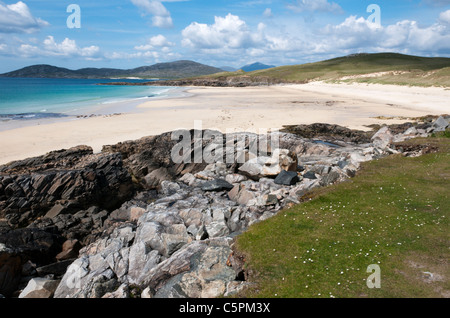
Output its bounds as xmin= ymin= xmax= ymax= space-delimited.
xmin=0 ymin=0 xmax=449 ymax=72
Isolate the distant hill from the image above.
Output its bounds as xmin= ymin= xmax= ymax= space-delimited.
xmin=246 ymin=53 xmax=450 ymax=86
xmin=149 ymin=53 xmax=450 ymax=88
xmin=219 ymin=66 xmax=238 ymax=72
xmin=0 ymin=60 xmax=224 ymax=79
xmin=241 ymin=62 xmax=276 ymax=72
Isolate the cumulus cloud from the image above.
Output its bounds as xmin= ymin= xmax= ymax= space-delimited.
xmin=181 ymin=10 xmax=450 ymax=67
xmin=135 ymin=34 xmax=175 ymax=50
xmin=439 ymin=9 xmax=450 ymax=24
xmin=0 ymin=1 xmax=49 ymax=33
xmin=318 ymin=13 xmax=450 ymax=55
xmin=182 ymin=14 xmax=264 ymax=51
xmin=18 ymin=36 xmax=101 ymax=60
xmin=288 ymin=0 xmax=343 ymax=13
xmin=130 ymin=0 xmax=173 ymax=28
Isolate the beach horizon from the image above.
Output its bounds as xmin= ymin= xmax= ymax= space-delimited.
xmin=0 ymin=81 xmax=448 ymax=166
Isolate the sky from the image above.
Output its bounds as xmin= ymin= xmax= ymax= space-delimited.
xmin=0 ymin=0 xmax=449 ymax=72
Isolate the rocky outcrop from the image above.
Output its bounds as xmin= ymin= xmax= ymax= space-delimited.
xmin=0 ymin=146 xmax=134 ymax=226
xmin=1 ymin=118 xmax=448 ymax=298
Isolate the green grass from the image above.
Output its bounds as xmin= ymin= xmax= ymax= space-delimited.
xmin=235 ymin=137 xmax=450 ymax=298
xmin=207 ymin=53 xmax=450 ymax=87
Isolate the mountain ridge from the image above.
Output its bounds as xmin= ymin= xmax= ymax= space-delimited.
xmin=0 ymin=60 xmax=224 ymax=79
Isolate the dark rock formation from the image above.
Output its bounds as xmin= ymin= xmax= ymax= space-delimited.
xmin=0 ymin=146 xmax=134 ymax=226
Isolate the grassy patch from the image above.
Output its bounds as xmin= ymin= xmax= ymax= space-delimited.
xmin=235 ymin=137 xmax=450 ymax=298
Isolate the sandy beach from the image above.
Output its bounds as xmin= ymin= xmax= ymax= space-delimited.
xmin=0 ymin=82 xmax=449 ymax=165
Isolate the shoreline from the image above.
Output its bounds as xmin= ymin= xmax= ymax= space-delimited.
xmin=0 ymin=82 xmax=448 ymax=166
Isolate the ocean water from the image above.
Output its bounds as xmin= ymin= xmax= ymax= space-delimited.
xmin=0 ymin=78 xmax=174 ymax=120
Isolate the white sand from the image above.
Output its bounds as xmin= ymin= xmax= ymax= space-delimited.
xmin=0 ymin=82 xmax=448 ymax=165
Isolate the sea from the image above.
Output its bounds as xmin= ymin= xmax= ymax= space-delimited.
xmin=0 ymin=78 xmax=177 ymax=122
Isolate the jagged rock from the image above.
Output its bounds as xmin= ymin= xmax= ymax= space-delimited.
xmin=0 ymin=147 xmax=134 ymax=222
xmin=274 ymin=170 xmax=300 ymax=186
xmin=430 ymin=116 xmax=449 ymax=132
xmin=238 ymin=148 xmax=297 ymax=179
xmin=303 ymin=171 xmax=317 ymax=180
xmin=201 ymin=179 xmax=234 ymax=192
xmin=0 ymin=244 xmax=22 ymax=297
xmin=18 ymin=277 xmax=60 ymax=298
xmin=56 ymin=240 xmax=82 ymax=261
xmin=228 ymin=185 xmax=256 ymax=206
xmin=372 ymin=127 xmax=394 ymax=150
xmin=144 ymin=167 xmax=171 ymax=188
xmin=281 ymin=123 xmax=373 ymax=144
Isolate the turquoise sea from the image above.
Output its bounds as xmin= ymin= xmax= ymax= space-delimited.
xmin=0 ymin=78 xmax=174 ymax=120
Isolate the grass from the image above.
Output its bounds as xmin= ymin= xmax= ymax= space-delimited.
xmin=205 ymin=53 xmax=450 ymax=87
xmin=235 ymin=135 xmax=450 ymax=298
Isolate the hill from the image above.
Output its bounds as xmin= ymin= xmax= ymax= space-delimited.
xmin=241 ymin=62 xmax=276 ymax=72
xmin=0 ymin=60 xmax=224 ymax=79
xmin=247 ymin=53 xmax=450 ymax=87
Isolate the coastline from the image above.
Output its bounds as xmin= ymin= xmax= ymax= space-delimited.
xmin=0 ymin=82 xmax=448 ymax=165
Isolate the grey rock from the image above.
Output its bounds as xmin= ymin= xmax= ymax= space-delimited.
xmin=201 ymin=179 xmax=234 ymax=192
xmin=274 ymin=170 xmax=300 ymax=186
xmin=303 ymin=171 xmax=317 ymax=179
xmin=432 ymin=116 xmax=449 ymax=132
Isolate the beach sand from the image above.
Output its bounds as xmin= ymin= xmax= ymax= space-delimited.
xmin=0 ymin=82 xmax=449 ymax=165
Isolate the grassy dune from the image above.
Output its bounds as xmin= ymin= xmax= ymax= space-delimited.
xmin=235 ymin=134 xmax=450 ymax=298
xmin=211 ymin=53 xmax=450 ymax=87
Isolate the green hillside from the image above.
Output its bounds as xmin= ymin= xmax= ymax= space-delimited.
xmin=247 ymin=53 xmax=450 ymax=87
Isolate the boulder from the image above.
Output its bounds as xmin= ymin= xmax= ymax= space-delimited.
xmin=201 ymin=179 xmax=234 ymax=192
xmin=0 ymin=244 xmax=22 ymax=297
xmin=431 ymin=116 xmax=449 ymax=132
xmin=238 ymin=149 xmax=297 ymax=179
xmin=274 ymin=170 xmax=300 ymax=186
xmin=303 ymin=171 xmax=317 ymax=180
xmin=18 ymin=277 xmax=60 ymax=298
xmin=371 ymin=127 xmax=394 ymax=150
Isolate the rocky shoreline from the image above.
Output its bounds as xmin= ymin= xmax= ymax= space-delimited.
xmin=0 ymin=116 xmax=449 ymax=298
xmin=99 ymin=75 xmax=286 ymax=88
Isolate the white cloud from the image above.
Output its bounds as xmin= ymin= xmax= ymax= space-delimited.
xmin=0 ymin=1 xmax=49 ymax=33
xmin=182 ymin=14 xmax=262 ymax=50
xmin=18 ymin=36 xmax=101 ymax=59
xmin=318 ymin=13 xmax=450 ymax=55
xmin=288 ymin=0 xmax=343 ymax=13
xmin=439 ymin=9 xmax=450 ymax=24
xmin=130 ymin=0 xmax=173 ymax=28
xmin=135 ymin=34 xmax=175 ymax=50
xmin=263 ymin=8 xmax=273 ymax=18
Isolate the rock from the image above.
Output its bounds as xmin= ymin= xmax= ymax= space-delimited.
xmin=274 ymin=170 xmax=300 ymax=186
xmin=0 ymin=244 xmax=22 ymax=297
xmin=281 ymin=123 xmax=373 ymax=144
xmin=303 ymin=171 xmax=317 ymax=180
xmin=18 ymin=277 xmax=60 ymax=298
xmin=129 ymin=207 xmax=146 ymax=223
xmin=45 ymin=204 xmax=67 ymax=219
xmin=36 ymin=259 xmax=75 ymax=277
xmin=201 ymin=179 xmax=234 ymax=192
xmin=56 ymin=239 xmax=82 ymax=261
xmin=0 ymin=147 xmax=134 ymax=222
xmin=159 ymin=181 xmax=181 ymax=196
xmin=372 ymin=127 xmax=394 ymax=149
xmin=205 ymin=222 xmax=230 ymax=238
xmin=238 ymin=149 xmax=297 ymax=179
xmin=431 ymin=116 xmax=449 ymax=132
xmin=320 ymin=169 xmax=342 ymax=186
xmin=225 ymin=174 xmax=247 ymax=184
xmin=228 ymin=185 xmax=256 ymax=206
xmin=144 ymin=167 xmax=171 ymax=188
